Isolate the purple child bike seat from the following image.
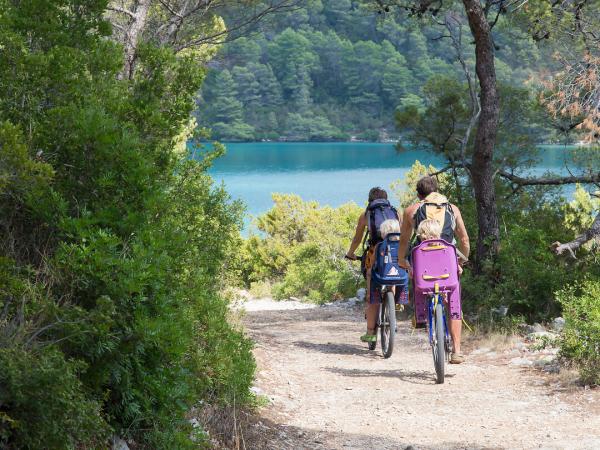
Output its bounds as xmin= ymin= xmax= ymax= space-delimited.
xmin=411 ymin=239 xmax=462 ymax=322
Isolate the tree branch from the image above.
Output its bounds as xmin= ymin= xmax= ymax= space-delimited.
xmin=497 ymin=170 xmax=600 ymax=186
xmin=107 ymin=5 xmax=137 ymax=19
xmin=552 ymin=211 xmax=600 ymax=258
xmin=175 ymin=0 xmax=301 ymax=51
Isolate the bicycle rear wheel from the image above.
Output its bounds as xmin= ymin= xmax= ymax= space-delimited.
xmin=432 ymin=301 xmax=445 ymax=384
xmin=380 ymin=291 xmax=396 ymax=358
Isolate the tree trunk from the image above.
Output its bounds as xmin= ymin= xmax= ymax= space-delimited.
xmin=462 ymin=0 xmax=500 ymax=272
xmin=119 ymin=0 xmax=152 ymax=80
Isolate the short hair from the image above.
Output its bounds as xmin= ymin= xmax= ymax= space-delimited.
xmin=368 ymin=187 xmax=387 ymax=203
xmin=380 ymin=219 xmax=401 ymax=240
xmin=416 ymin=219 xmax=442 ymax=241
xmin=416 ymin=176 xmax=438 ymax=197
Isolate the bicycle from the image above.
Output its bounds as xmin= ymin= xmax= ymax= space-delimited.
xmin=346 ymin=233 xmax=408 ymax=358
xmin=427 ymin=282 xmax=452 ymax=383
xmin=411 ymin=239 xmax=460 ymax=384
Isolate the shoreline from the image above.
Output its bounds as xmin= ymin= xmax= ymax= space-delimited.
xmin=200 ymin=139 xmax=583 ymax=146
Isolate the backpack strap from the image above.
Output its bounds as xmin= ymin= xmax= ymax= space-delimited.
xmin=365 ymin=205 xmax=375 ymax=246
xmin=412 ymin=200 xmax=455 ymax=244
xmin=445 ymin=203 xmax=456 ymax=229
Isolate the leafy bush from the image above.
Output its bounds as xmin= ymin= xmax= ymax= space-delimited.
xmin=0 ymin=1 xmax=255 ymax=448
xmin=461 ymin=203 xmax=576 ymax=320
xmin=243 ymin=194 xmax=362 ymax=303
xmin=455 ymin=181 xmax=598 ymax=322
xmin=0 ymin=347 xmax=107 ymax=449
xmin=249 ymin=280 xmax=273 ymax=298
xmin=558 ymin=279 xmax=600 ymax=385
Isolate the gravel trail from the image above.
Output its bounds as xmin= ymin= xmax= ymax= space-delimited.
xmin=239 ymin=298 xmax=600 ymax=450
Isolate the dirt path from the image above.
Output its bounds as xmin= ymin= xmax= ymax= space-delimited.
xmin=234 ymin=298 xmax=600 ymax=450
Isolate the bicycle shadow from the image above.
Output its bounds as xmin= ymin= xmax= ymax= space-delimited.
xmin=293 ymin=340 xmax=374 ymax=356
xmin=324 ymin=366 xmax=454 ymax=385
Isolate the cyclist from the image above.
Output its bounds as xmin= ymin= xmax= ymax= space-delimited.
xmin=397 ymin=176 xmax=470 ymax=364
xmin=346 ymin=187 xmax=400 ymax=343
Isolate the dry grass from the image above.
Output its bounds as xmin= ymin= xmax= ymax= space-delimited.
xmin=197 ymin=403 xmax=285 ymax=450
xmin=468 ymin=330 xmax=521 ymax=352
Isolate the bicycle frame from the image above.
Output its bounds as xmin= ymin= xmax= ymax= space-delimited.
xmin=426 ymin=283 xmax=450 ymax=347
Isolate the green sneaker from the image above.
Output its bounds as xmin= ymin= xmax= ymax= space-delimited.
xmin=360 ymin=333 xmax=377 ymax=343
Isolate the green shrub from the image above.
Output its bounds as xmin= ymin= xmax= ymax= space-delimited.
xmin=0 ymin=347 xmax=108 ymax=450
xmin=558 ymin=279 xmax=600 ymax=385
xmin=458 ymin=182 xmax=599 ymax=322
xmin=0 ymin=2 xmax=256 ymax=448
xmin=244 ymin=194 xmax=362 ymax=303
xmin=249 ymin=280 xmax=273 ymax=298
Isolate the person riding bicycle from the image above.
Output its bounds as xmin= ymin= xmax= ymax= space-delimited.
xmin=397 ymin=176 xmax=470 ymax=364
xmin=346 ymin=187 xmax=401 ymax=343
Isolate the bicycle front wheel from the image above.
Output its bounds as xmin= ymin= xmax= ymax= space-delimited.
xmin=380 ymin=291 xmax=396 ymax=358
xmin=432 ymin=301 xmax=445 ymax=384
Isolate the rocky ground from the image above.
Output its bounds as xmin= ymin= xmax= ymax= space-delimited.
xmin=205 ymin=296 xmax=600 ymax=450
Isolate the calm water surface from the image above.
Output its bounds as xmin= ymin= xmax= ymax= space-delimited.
xmin=205 ymin=142 xmax=577 ymax=221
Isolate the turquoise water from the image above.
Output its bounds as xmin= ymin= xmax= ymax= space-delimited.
xmin=206 ymin=142 xmax=577 ymax=220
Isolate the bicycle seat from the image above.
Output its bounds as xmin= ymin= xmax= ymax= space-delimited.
xmin=411 ymin=239 xmax=459 ymax=295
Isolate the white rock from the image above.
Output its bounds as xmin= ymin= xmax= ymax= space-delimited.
xmin=491 ymin=305 xmax=509 ymax=316
xmin=534 ymin=355 xmax=556 ymax=366
xmin=510 ymin=357 xmax=534 ymax=367
xmin=471 ymin=347 xmax=491 ymax=355
xmin=543 ymin=364 xmax=560 ymax=374
xmin=514 ymin=342 xmax=527 ymax=351
xmin=527 ymin=331 xmax=558 ymax=341
xmin=552 ymin=317 xmax=565 ymax=332
xmin=532 ymin=322 xmax=546 ymax=332
xmin=357 ymin=288 xmax=366 ymax=301
xmin=250 ymin=386 xmax=263 ymax=395
xmin=238 ymin=289 xmax=251 ymax=299
xmin=111 ymin=436 xmax=129 ymax=450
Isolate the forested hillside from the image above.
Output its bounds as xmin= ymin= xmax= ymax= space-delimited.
xmin=197 ymin=0 xmax=550 ymax=141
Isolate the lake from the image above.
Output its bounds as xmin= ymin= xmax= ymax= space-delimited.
xmin=206 ymin=142 xmax=577 ymax=221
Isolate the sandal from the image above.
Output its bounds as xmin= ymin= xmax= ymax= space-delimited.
xmin=360 ymin=333 xmax=377 ymax=343
xmin=450 ymin=352 xmax=465 ymax=364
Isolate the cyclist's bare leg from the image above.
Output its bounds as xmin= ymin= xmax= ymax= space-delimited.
xmin=365 ymin=268 xmax=377 ymax=334
xmin=450 ymin=318 xmax=462 ymax=354
xmin=366 ymin=303 xmax=378 ymax=333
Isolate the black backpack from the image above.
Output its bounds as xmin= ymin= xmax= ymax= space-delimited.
xmin=413 ymin=200 xmax=456 ymax=243
xmin=365 ymin=199 xmax=400 ymax=247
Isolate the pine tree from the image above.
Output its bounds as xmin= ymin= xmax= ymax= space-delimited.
xmin=200 ymin=69 xmax=255 ymax=140
xmin=382 ymin=55 xmax=413 ymax=108
xmin=232 ymin=66 xmax=261 ymax=109
xmin=208 ymin=70 xmax=244 ymax=123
